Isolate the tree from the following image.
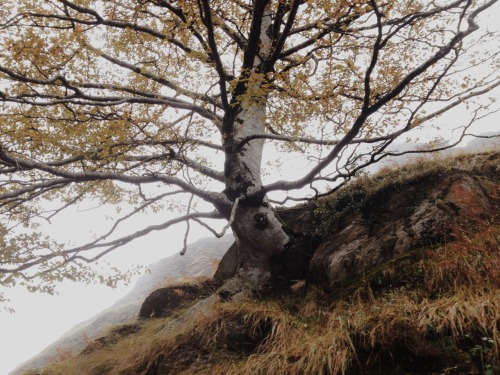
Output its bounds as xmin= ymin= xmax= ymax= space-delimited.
xmin=0 ymin=0 xmax=498 ymax=296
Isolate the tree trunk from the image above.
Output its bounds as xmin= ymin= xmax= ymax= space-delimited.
xmin=231 ymin=203 xmax=290 ymax=287
xmin=216 ymin=4 xmax=290 ymax=292
xmin=220 ymin=98 xmax=290 ymax=290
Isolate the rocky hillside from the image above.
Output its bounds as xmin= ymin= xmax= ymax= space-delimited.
xmin=12 ymin=235 xmax=233 ymax=375
xmin=21 ymin=151 xmax=500 ymax=375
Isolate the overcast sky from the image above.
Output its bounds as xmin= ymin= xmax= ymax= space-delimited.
xmin=1 ymin=3 xmax=500 ymax=374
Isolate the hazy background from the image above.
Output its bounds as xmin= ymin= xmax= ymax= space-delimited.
xmin=1 ymin=3 xmax=499 ymax=373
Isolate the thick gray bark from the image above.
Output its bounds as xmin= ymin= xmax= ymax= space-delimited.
xmin=230 ymin=203 xmax=290 ymax=287
xmin=220 ymin=96 xmax=290 ymax=289
xmin=218 ymin=5 xmax=290 ymax=290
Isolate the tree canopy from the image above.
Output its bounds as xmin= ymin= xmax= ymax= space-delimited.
xmin=0 ymin=0 xmax=498 ymax=295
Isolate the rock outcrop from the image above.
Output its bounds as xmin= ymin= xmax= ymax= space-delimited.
xmin=214 ymin=152 xmax=499 ymax=290
xmin=310 ymin=169 xmax=497 ymax=288
xmin=139 ymin=279 xmax=217 ymax=318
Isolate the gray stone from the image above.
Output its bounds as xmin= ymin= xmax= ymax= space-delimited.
xmin=310 ymin=172 xmax=494 ymax=287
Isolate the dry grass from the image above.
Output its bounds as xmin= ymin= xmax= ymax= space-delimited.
xmin=29 ymin=151 xmax=500 ymax=375
xmin=423 ymin=226 xmax=500 ymax=295
xmin=33 ymin=265 xmax=499 ymax=375
xmin=315 ymin=151 xmax=499 ymax=235
xmin=26 ymin=318 xmax=172 ymax=375
xmin=362 ymin=150 xmax=499 ymax=193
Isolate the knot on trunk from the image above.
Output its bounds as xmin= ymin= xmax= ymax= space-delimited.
xmin=254 ymin=212 xmax=269 ymax=230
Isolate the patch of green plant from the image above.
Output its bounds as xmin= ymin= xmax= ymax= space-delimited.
xmin=463 ymin=333 xmax=500 ymax=375
xmin=314 ymin=183 xmax=368 ymax=235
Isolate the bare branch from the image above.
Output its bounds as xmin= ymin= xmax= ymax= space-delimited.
xmin=0 ymin=145 xmax=226 ymax=206
xmin=198 ymin=0 xmax=230 ymax=109
xmin=260 ymin=0 xmax=498 ymax=195
xmin=193 ymin=196 xmax=240 ymax=238
xmin=0 ymin=210 xmax=224 ymax=275
xmin=180 ymin=194 xmax=195 ymax=255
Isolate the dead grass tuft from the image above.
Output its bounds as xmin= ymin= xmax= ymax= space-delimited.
xmin=423 ymin=225 xmax=500 ymax=295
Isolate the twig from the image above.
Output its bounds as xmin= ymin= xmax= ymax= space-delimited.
xmin=180 ymin=194 xmax=195 ymax=255
xmin=193 ymin=196 xmax=241 ymax=238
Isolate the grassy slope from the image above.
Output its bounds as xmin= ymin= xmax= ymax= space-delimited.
xmin=28 ymin=152 xmax=500 ymax=375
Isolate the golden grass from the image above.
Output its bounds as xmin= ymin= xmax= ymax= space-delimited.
xmin=182 ymin=287 xmax=499 ymax=375
xmin=27 ymin=318 xmax=171 ymax=375
xmin=35 ymin=280 xmax=498 ymax=375
xmin=362 ymin=150 xmax=499 ymax=193
xmin=422 ymin=226 xmax=500 ymax=294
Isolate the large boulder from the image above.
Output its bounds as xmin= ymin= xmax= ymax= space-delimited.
xmin=139 ymin=280 xmax=216 ymax=318
xmin=310 ymin=170 xmax=497 ymax=288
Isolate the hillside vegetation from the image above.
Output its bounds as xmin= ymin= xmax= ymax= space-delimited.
xmin=13 ymin=236 xmax=233 ymax=375
xmin=26 ymin=151 xmax=499 ymax=375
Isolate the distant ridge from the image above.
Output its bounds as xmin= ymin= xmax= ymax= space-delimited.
xmin=11 ymin=235 xmax=233 ymax=375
